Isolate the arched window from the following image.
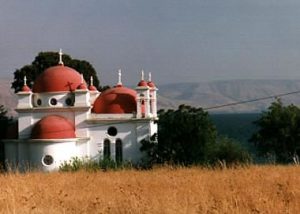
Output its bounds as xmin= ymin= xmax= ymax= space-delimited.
xmin=115 ymin=139 xmax=123 ymax=163
xmin=103 ymin=139 xmax=111 ymax=159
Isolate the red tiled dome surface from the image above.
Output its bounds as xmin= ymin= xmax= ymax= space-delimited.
xmin=89 ymin=85 xmax=97 ymax=91
xmin=77 ymin=83 xmax=87 ymax=90
xmin=31 ymin=115 xmax=76 ymax=139
xmin=147 ymin=81 xmax=156 ymax=88
xmin=137 ymin=80 xmax=148 ymax=87
xmin=32 ymin=65 xmax=84 ymax=93
xmin=21 ymin=85 xmax=31 ymax=92
xmin=92 ymin=86 xmax=137 ymax=114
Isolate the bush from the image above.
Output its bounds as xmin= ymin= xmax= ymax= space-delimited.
xmin=206 ymin=137 xmax=252 ymax=167
xmin=59 ymin=157 xmax=99 ymax=172
xmin=141 ymin=105 xmax=217 ymax=166
xmin=59 ymin=157 xmax=133 ymax=172
xmin=250 ymin=99 xmax=300 ymax=163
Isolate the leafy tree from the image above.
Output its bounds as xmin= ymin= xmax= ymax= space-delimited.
xmin=206 ymin=137 xmax=251 ymax=166
xmin=141 ymin=105 xmax=217 ymax=166
xmin=250 ymin=99 xmax=300 ymax=163
xmin=11 ymin=51 xmax=102 ymax=92
xmin=0 ymin=105 xmax=7 ymax=119
xmin=0 ymin=105 xmax=11 ymax=165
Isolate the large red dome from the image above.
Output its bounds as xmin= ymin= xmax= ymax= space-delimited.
xmin=31 ymin=115 xmax=76 ymax=139
xmin=32 ymin=65 xmax=83 ymax=93
xmin=92 ymin=86 xmax=137 ymax=114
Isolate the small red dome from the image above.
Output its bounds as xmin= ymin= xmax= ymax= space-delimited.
xmin=32 ymin=65 xmax=83 ymax=93
xmin=89 ymin=85 xmax=97 ymax=91
xmin=92 ymin=86 xmax=137 ymax=114
xmin=137 ymin=80 xmax=148 ymax=87
xmin=31 ymin=115 xmax=76 ymax=139
xmin=77 ymin=83 xmax=87 ymax=90
xmin=148 ymin=81 xmax=156 ymax=88
xmin=21 ymin=85 xmax=31 ymax=92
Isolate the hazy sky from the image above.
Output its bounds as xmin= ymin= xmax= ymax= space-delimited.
xmin=1 ymin=0 xmax=300 ymax=85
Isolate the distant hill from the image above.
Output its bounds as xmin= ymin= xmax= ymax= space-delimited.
xmin=2 ymin=79 xmax=300 ymax=116
xmin=158 ymin=79 xmax=300 ymax=113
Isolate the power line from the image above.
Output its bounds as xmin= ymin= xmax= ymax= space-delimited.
xmin=203 ymin=90 xmax=300 ymax=110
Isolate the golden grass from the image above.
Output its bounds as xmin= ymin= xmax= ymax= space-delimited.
xmin=0 ymin=165 xmax=299 ymax=213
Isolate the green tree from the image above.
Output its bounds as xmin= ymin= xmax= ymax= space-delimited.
xmin=0 ymin=105 xmax=7 ymax=120
xmin=11 ymin=51 xmax=102 ymax=92
xmin=0 ymin=105 xmax=11 ymax=165
xmin=206 ymin=137 xmax=251 ymax=166
xmin=141 ymin=105 xmax=217 ymax=166
xmin=250 ymin=99 xmax=300 ymax=163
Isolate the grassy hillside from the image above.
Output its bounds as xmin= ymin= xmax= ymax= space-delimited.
xmin=0 ymin=166 xmax=299 ymax=213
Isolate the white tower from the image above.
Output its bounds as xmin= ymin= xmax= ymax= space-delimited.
xmin=148 ymin=72 xmax=158 ymax=118
xmin=136 ymin=70 xmax=151 ymax=118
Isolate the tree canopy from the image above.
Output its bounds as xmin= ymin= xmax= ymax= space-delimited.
xmin=250 ymin=99 xmax=300 ymax=163
xmin=141 ymin=104 xmax=251 ymax=167
xmin=11 ymin=51 xmax=102 ymax=92
xmin=141 ymin=105 xmax=217 ymax=165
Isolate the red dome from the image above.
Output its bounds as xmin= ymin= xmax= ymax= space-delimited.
xmin=21 ymin=85 xmax=31 ymax=92
xmin=137 ymin=80 xmax=148 ymax=87
xmin=31 ymin=115 xmax=76 ymax=139
xmin=92 ymin=86 xmax=137 ymax=114
xmin=32 ymin=65 xmax=83 ymax=93
xmin=77 ymin=83 xmax=87 ymax=90
xmin=89 ymin=85 xmax=97 ymax=91
xmin=148 ymin=81 xmax=156 ymax=88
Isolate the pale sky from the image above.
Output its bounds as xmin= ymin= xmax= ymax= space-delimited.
xmin=1 ymin=0 xmax=300 ymax=86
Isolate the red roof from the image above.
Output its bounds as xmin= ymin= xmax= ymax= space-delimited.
xmin=21 ymin=85 xmax=31 ymax=92
xmin=148 ymin=81 xmax=156 ymax=88
xmin=77 ymin=83 xmax=87 ymax=90
xmin=89 ymin=85 xmax=97 ymax=91
xmin=32 ymin=65 xmax=84 ymax=93
xmin=137 ymin=80 xmax=148 ymax=87
xmin=92 ymin=85 xmax=137 ymax=114
xmin=31 ymin=115 xmax=76 ymax=139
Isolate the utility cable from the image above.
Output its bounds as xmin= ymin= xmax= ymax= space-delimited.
xmin=203 ymin=90 xmax=300 ymax=110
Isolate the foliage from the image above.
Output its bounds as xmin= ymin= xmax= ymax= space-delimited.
xmin=11 ymin=51 xmax=104 ymax=92
xmin=141 ymin=105 xmax=217 ymax=166
xmin=0 ymin=105 xmax=7 ymax=119
xmin=59 ymin=156 xmax=133 ymax=172
xmin=250 ymin=99 xmax=300 ymax=163
xmin=206 ymin=137 xmax=252 ymax=167
xmin=59 ymin=157 xmax=99 ymax=172
xmin=0 ymin=105 xmax=11 ymax=166
xmin=0 ymin=105 xmax=11 ymax=139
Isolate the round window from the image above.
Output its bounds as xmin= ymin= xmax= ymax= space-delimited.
xmin=37 ymin=99 xmax=42 ymax=106
xmin=50 ymin=98 xmax=57 ymax=106
xmin=42 ymin=155 xmax=54 ymax=166
xmin=107 ymin=127 xmax=117 ymax=136
xmin=65 ymin=98 xmax=73 ymax=106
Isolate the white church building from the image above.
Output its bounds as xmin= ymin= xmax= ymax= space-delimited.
xmin=4 ymin=50 xmax=158 ymax=171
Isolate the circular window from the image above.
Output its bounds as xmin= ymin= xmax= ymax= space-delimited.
xmin=42 ymin=155 xmax=54 ymax=166
xmin=107 ymin=127 xmax=117 ymax=136
xmin=37 ymin=99 xmax=42 ymax=106
xmin=65 ymin=98 xmax=73 ymax=106
xmin=50 ymin=98 xmax=57 ymax=106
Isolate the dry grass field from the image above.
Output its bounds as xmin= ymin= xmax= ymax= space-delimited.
xmin=0 ymin=165 xmax=299 ymax=214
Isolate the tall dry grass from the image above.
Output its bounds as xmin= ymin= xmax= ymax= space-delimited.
xmin=0 ymin=165 xmax=299 ymax=213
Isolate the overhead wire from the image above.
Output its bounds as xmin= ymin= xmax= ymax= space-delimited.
xmin=203 ymin=90 xmax=300 ymax=110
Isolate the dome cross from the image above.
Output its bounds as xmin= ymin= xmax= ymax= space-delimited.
xmin=58 ymin=49 xmax=64 ymax=65
xmin=141 ymin=70 xmax=145 ymax=81
xmin=118 ymin=69 xmax=122 ymax=85
xmin=148 ymin=72 xmax=152 ymax=82
xmin=24 ymin=75 xmax=27 ymax=86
